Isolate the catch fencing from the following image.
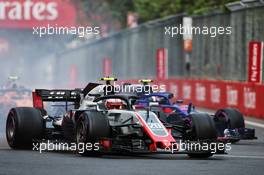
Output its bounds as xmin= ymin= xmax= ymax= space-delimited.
xmin=46 ymin=6 xmax=264 ymax=87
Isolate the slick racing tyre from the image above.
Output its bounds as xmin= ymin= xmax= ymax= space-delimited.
xmin=215 ymin=108 xmax=245 ymax=143
xmin=187 ymin=113 xmax=216 ymax=159
xmin=215 ymin=108 xmax=245 ymax=129
xmin=6 ymin=107 xmax=44 ymax=149
xmin=190 ymin=113 xmax=217 ymax=140
xmin=187 ymin=152 xmax=213 ymax=158
xmin=76 ymin=111 xmax=110 ymax=156
xmin=62 ymin=116 xmax=75 ymax=142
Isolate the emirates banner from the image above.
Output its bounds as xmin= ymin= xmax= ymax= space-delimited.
xmin=156 ymin=48 xmax=168 ymax=79
xmin=103 ymin=57 xmax=112 ymax=77
xmin=248 ymin=41 xmax=263 ymax=83
xmin=0 ymin=0 xmax=76 ymax=28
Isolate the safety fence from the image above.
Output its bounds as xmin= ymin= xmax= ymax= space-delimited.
xmin=48 ymin=6 xmax=264 ymax=88
xmin=14 ymin=6 xmax=263 ymax=118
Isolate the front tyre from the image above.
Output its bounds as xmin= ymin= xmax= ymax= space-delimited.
xmin=76 ymin=111 xmax=110 ymax=156
xmin=190 ymin=113 xmax=217 ymax=140
xmin=215 ymin=108 xmax=245 ymax=129
xmin=187 ymin=152 xmax=213 ymax=158
xmin=215 ymin=108 xmax=244 ymax=143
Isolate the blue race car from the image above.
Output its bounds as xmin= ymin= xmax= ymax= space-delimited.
xmin=134 ymin=91 xmax=257 ymax=142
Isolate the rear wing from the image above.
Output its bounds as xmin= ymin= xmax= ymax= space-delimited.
xmin=32 ymin=89 xmax=81 ymax=109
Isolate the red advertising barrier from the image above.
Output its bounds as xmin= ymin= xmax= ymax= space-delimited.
xmin=166 ymin=79 xmax=264 ymax=118
xmin=124 ymin=79 xmax=264 ymax=119
xmin=0 ymin=0 xmax=76 ymax=28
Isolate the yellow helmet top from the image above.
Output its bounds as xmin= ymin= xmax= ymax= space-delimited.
xmin=100 ymin=77 xmax=117 ymax=81
xmin=138 ymin=79 xmax=153 ymax=83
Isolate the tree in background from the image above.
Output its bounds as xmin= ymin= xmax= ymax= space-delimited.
xmin=76 ymin=0 xmax=134 ymax=32
xmin=77 ymin=0 xmax=238 ymax=31
xmin=134 ymin=0 xmax=238 ymax=22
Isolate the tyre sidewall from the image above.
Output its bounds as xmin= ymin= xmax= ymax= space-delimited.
xmin=6 ymin=107 xmax=44 ymax=149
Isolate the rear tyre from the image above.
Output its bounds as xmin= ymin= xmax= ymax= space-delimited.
xmin=76 ymin=111 xmax=110 ymax=156
xmin=62 ymin=116 xmax=75 ymax=142
xmin=6 ymin=107 xmax=44 ymax=149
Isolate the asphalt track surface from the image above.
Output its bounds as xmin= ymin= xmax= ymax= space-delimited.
xmin=1 ymin=109 xmax=264 ymax=175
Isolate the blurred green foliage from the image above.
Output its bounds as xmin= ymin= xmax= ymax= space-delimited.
xmin=80 ymin=0 xmax=238 ymax=27
xmin=134 ymin=0 xmax=238 ymax=21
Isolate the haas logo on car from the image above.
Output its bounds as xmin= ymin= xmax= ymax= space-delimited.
xmin=0 ymin=0 xmax=58 ymax=21
xmin=148 ymin=123 xmax=163 ymax=129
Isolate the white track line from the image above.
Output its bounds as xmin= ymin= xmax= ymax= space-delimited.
xmin=217 ymin=155 xmax=264 ymax=159
xmin=245 ymin=120 xmax=264 ymax=128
